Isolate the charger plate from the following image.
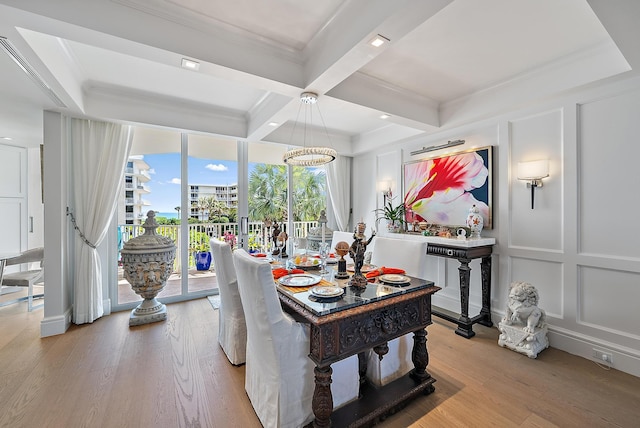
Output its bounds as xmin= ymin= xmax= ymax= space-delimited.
xmin=278 ymin=274 xmax=322 ymax=287
xmin=310 ymin=285 xmax=344 ymax=298
xmin=379 ymin=274 xmax=411 ymax=285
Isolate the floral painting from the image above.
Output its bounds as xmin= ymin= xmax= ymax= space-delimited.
xmin=403 ymin=147 xmax=492 ymax=228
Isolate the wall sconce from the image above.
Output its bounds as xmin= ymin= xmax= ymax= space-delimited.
xmin=517 ymin=159 xmax=549 ymax=209
xmin=378 ymin=181 xmax=392 ymax=205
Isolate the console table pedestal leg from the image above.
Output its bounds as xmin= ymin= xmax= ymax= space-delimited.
xmin=455 ymin=258 xmax=475 ymax=338
xmin=477 ymin=255 xmax=493 ymax=327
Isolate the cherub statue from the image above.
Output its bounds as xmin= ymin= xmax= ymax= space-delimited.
xmin=502 ymin=281 xmax=546 ymax=333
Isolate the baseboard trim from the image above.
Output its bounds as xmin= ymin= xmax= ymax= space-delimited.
xmin=40 ymin=306 xmax=72 ymax=337
xmin=489 ymin=311 xmax=638 ymax=379
xmin=546 ymin=326 xmax=640 ymax=378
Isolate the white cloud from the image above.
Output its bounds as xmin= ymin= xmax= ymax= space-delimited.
xmin=206 ymin=163 xmax=228 ymax=172
xmin=148 ymin=168 xmax=156 ymax=174
xmin=170 ymin=178 xmax=181 ymax=184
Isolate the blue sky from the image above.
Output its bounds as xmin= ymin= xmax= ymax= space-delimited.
xmin=144 ymin=153 xmax=247 ymax=213
xmin=142 ymin=153 xmax=323 ymax=213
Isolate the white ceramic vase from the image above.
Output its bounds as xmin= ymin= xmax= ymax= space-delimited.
xmin=466 ymin=204 xmax=484 ymax=238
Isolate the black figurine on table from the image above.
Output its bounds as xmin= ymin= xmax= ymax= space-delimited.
xmin=348 ymin=221 xmax=375 ymax=288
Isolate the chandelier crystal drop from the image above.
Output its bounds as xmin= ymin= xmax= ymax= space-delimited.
xmin=283 ymin=92 xmax=337 ymax=166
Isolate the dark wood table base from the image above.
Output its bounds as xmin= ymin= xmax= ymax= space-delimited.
xmin=279 ymin=280 xmax=440 ymax=427
xmin=324 ymin=372 xmax=436 ymax=428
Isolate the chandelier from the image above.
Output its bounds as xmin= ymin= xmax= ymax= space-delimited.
xmin=282 ymin=92 xmax=337 ymax=166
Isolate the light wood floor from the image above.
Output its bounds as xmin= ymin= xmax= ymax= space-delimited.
xmin=1 ymin=298 xmax=639 ymax=428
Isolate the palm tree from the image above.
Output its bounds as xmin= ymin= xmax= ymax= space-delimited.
xmin=249 ymin=165 xmax=288 ymax=221
xmin=198 ymin=196 xmax=227 ymax=222
xmin=248 ymin=164 xmax=326 ymax=222
xmin=174 ymin=206 xmax=180 ymax=219
xmin=293 ymin=167 xmax=325 ymax=221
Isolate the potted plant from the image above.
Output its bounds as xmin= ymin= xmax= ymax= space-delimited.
xmin=190 ymin=231 xmax=212 ymax=271
xmin=374 ymin=199 xmax=406 ymax=233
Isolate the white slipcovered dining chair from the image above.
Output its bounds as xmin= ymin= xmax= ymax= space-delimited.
xmin=210 ymin=239 xmax=246 ymax=365
xmin=232 ymin=249 xmax=359 ymax=428
xmin=367 ymin=237 xmax=428 ymax=386
xmin=1 ymin=247 xmax=44 ymax=312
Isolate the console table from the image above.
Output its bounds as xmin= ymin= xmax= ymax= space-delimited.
xmin=425 ymin=237 xmax=495 ymax=338
xmin=278 ymin=276 xmax=440 ymax=427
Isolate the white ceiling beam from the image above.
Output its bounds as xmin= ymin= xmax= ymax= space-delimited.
xmin=245 ymin=92 xmax=295 ymax=142
xmin=302 ymin=0 xmax=451 ymax=127
xmin=1 ymin=0 xmax=306 ymax=94
xmin=327 ymin=72 xmax=440 ymax=129
xmin=84 ymin=83 xmax=247 ymax=138
xmin=587 ymin=0 xmax=640 ymax=74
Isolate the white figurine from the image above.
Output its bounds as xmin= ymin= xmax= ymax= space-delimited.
xmin=498 ymin=281 xmax=549 ymax=358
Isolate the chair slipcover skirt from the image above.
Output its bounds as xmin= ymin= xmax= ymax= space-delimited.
xmin=210 ymin=239 xmax=247 ymax=365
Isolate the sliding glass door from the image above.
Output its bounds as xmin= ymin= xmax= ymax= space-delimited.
xmin=111 ymin=129 xmax=329 ymax=311
xmin=112 ymin=129 xmax=237 ymax=310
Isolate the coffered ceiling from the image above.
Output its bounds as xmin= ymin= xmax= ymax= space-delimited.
xmin=0 ymin=0 xmax=637 ymax=154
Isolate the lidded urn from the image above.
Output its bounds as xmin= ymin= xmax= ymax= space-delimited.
xmin=121 ymin=210 xmax=176 ymax=326
xmin=466 ymin=204 xmax=484 ymax=239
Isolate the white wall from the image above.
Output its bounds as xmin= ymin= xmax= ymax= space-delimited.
xmin=352 ymin=75 xmax=640 ymax=378
xmin=27 ymin=146 xmax=44 ymax=249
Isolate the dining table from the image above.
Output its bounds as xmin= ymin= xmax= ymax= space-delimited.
xmin=275 ymin=260 xmax=440 ymax=427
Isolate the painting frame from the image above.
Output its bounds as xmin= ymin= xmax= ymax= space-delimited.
xmin=403 ymin=146 xmax=493 ymax=229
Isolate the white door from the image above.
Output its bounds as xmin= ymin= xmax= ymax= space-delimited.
xmin=0 ymin=144 xmax=27 ymax=254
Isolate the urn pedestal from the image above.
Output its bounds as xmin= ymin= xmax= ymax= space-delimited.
xmin=121 ymin=211 xmax=176 ymax=326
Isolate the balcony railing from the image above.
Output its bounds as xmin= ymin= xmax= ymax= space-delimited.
xmin=117 ymin=221 xmax=318 ymax=271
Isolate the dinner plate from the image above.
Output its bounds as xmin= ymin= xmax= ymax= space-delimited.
xmin=346 ymin=264 xmax=377 ymax=273
xmin=293 ymin=260 xmax=321 ymax=270
xmin=378 ymin=274 xmax=411 ymax=284
xmin=278 ymin=274 xmax=322 ymax=287
xmin=310 ymin=285 xmax=344 ymax=298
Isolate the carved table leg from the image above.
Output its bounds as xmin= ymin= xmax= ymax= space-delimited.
xmin=455 ymin=258 xmax=475 ymax=338
xmin=478 ymin=255 xmax=493 ymax=327
xmin=410 ymin=329 xmax=432 ymax=385
xmin=357 ymin=352 xmax=367 ymax=387
xmin=312 ymin=365 xmax=333 ymax=428
xmin=372 ymin=342 xmax=389 ymax=360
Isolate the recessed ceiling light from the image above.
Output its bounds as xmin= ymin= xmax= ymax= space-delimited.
xmin=369 ymin=34 xmax=390 ymax=48
xmin=380 ymin=114 xmax=390 ymax=120
xmin=1 ymin=136 xmax=13 ymax=140
xmin=268 ymin=122 xmax=279 ymax=127
xmin=181 ymin=58 xmax=200 ymax=71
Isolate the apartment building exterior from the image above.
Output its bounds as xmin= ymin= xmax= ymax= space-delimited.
xmin=118 ymin=156 xmax=151 ymax=225
xmin=189 ymin=184 xmax=238 ymax=221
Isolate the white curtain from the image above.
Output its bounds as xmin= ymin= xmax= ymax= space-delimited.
xmin=325 ymin=155 xmax=351 ymax=231
xmin=70 ymin=119 xmax=133 ymax=324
